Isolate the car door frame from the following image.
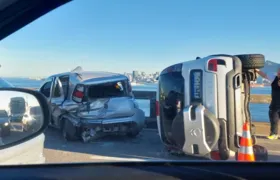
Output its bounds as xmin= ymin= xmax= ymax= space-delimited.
xmin=49 ymin=76 xmax=65 ymax=127
xmin=39 ymin=76 xmax=64 ymax=127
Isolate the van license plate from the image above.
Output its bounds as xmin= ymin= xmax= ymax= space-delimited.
xmin=190 ymin=70 xmax=203 ymax=102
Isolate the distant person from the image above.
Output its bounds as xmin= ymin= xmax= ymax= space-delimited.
xmin=256 ymin=68 xmax=280 ymax=140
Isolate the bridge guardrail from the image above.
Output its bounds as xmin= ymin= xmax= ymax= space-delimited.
xmin=24 ymin=87 xmax=270 ymax=129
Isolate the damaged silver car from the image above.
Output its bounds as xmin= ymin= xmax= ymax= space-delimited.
xmin=38 ymin=67 xmax=145 ymax=142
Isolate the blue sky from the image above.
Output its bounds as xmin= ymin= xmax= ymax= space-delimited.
xmin=0 ymin=0 xmax=280 ymax=77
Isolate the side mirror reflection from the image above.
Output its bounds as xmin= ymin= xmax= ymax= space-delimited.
xmin=0 ymin=89 xmax=49 ymax=148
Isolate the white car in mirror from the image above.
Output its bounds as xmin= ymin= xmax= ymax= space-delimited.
xmin=0 ymin=88 xmax=50 ymax=164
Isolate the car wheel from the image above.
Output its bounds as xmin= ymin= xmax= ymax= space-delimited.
xmin=62 ymin=119 xmax=78 ymax=141
xmin=126 ymin=129 xmax=140 ymax=138
xmin=127 ymin=122 xmax=141 ymax=138
xmin=235 ymin=54 xmax=265 ymax=69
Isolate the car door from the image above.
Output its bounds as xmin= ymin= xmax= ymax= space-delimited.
xmin=50 ymin=76 xmax=69 ymax=127
xmin=39 ymin=77 xmax=63 ymax=127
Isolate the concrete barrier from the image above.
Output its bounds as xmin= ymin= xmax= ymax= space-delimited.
xmin=24 ymin=87 xmax=271 ymax=104
xmin=24 ymin=87 xmax=272 ymax=134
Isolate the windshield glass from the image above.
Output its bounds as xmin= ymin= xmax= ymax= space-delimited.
xmin=0 ymin=0 xmax=279 ymax=165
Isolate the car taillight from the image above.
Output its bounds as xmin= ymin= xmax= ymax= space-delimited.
xmin=156 ymin=101 xmax=159 ymax=116
xmin=210 ymin=151 xmax=221 ymax=160
xmin=208 ymin=59 xmax=218 ymax=72
xmin=72 ymin=84 xmax=85 ymax=103
xmin=74 ymin=91 xmax=84 ymax=98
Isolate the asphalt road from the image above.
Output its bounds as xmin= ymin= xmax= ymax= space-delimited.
xmin=42 ymin=128 xmax=280 ymax=163
xmin=1 ymin=124 xmax=279 ymax=163
xmin=43 ymin=128 xmax=207 ymax=163
xmin=0 ymin=123 xmax=34 ymax=145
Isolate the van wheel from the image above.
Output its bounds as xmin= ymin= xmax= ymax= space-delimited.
xmin=62 ymin=119 xmax=78 ymax=141
xmin=235 ymin=54 xmax=265 ymax=69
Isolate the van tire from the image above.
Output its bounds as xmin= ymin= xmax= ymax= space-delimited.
xmin=61 ymin=119 xmax=78 ymax=141
xmin=235 ymin=54 xmax=265 ymax=69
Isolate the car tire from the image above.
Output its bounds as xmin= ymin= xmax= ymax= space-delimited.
xmin=126 ymin=129 xmax=140 ymax=138
xmin=235 ymin=54 xmax=265 ymax=69
xmin=62 ymin=119 xmax=78 ymax=141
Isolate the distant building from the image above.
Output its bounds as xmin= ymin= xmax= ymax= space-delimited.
xmin=132 ymin=71 xmax=140 ymax=81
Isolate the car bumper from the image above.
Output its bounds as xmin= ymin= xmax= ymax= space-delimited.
xmin=80 ymin=108 xmax=145 ymax=132
xmin=0 ymin=124 xmax=10 ymax=135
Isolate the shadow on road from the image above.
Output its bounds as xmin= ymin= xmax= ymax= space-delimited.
xmin=43 ymin=127 xmax=208 ymax=162
xmin=268 ymin=154 xmax=280 ymax=161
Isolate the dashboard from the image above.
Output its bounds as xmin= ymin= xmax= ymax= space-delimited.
xmin=0 ymin=161 xmax=277 ymax=179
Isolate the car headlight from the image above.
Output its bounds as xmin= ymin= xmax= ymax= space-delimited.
xmin=4 ymin=122 xmax=9 ymax=126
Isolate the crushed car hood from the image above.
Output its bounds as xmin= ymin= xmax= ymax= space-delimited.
xmin=0 ymin=0 xmax=71 ymax=41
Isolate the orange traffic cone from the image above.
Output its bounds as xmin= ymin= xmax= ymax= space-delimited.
xmin=237 ymin=122 xmax=255 ymax=162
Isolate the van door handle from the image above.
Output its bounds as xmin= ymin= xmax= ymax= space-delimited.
xmin=234 ymin=74 xmax=241 ymax=89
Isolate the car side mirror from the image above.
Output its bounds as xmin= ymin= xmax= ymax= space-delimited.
xmin=0 ymin=88 xmax=49 ymax=150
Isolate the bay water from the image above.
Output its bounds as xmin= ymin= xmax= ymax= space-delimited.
xmin=3 ymin=77 xmax=271 ymax=122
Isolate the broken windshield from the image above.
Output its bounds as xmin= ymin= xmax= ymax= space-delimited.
xmin=87 ymin=81 xmax=128 ymax=99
